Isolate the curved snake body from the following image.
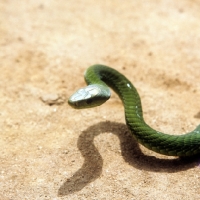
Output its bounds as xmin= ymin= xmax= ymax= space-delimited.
xmin=68 ymin=65 xmax=200 ymax=156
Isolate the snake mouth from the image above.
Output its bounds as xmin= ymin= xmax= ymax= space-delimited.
xmin=68 ymin=98 xmax=92 ymax=109
xmin=68 ymin=99 xmax=78 ymax=109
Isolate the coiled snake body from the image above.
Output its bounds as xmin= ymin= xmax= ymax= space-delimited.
xmin=68 ymin=64 xmax=200 ymax=156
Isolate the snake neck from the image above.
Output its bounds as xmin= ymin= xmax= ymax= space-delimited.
xmin=85 ymin=65 xmax=145 ymax=125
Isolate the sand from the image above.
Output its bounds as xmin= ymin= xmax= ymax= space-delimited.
xmin=0 ymin=0 xmax=200 ymax=199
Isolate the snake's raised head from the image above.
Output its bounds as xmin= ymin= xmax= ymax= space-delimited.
xmin=68 ymin=84 xmax=111 ymax=109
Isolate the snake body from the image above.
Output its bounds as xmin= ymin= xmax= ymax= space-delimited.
xmin=68 ymin=64 xmax=200 ymax=156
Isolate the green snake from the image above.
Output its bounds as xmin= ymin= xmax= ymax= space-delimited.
xmin=68 ymin=64 xmax=200 ymax=156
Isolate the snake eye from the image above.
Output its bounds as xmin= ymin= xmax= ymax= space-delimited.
xmin=86 ymin=99 xmax=93 ymax=104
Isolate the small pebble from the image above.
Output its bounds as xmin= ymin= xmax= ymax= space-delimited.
xmin=40 ymin=93 xmax=65 ymax=105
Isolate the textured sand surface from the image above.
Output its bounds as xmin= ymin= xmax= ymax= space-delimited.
xmin=0 ymin=0 xmax=200 ymax=199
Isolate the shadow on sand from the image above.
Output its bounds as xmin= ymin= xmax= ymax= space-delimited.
xmin=58 ymin=121 xmax=199 ymax=196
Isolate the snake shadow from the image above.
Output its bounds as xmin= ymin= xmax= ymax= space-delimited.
xmin=58 ymin=121 xmax=200 ymax=196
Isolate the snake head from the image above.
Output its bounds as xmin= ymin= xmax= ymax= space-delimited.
xmin=68 ymin=84 xmax=111 ymax=109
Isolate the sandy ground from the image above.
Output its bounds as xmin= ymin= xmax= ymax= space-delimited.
xmin=0 ymin=0 xmax=200 ymax=199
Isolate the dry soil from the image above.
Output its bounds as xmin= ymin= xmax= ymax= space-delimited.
xmin=0 ymin=0 xmax=200 ymax=199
